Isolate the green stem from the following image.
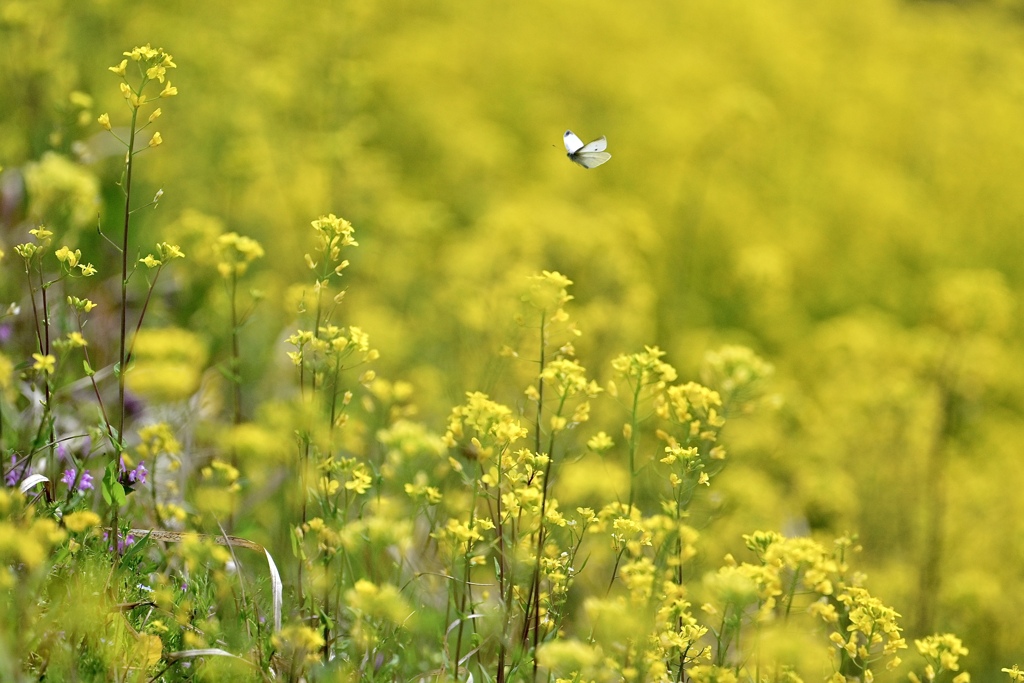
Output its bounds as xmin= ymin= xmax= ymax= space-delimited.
xmin=39 ymin=279 xmax=56 ymax=492
xmin=113 ymin=104 xmax=141 ymax=553
xmin=230 ymin=270 xmax=243 ymax=429
xmin=116 ymin=106 xmax=139 ymax=451
xmin=714 ymin=604 xmax=730 ymax=666
xmin=227 ymin=270 xmax=241 ymax=531
xmin=496 ymin=448 xmax=508 ymax=683
xmin=530 ymin=310 xmax=546 ymax=677
xmin=782 ymin=565 xmax=803 ymax=622
xmin=454 ymin=477 xmax=481 ymax=678
xmin=627 ymin=379 xmax=642 ymax=510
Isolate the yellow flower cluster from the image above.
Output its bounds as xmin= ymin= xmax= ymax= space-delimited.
xmin=272 ymin=623 xmax=325 ymax=667
xmin=524 ymin=270 xmax=574 ymax=313
xmin=213 ymin=231 xmax=265 ymax=278
xmin=444 ymin=391 xmax=528 ymax=458
xmin=303 ymin=517 xmax=342 ymax=556
xmin=285 ymin=325 xmax=379 ymax=376
xmin=125 ymin=326 xmax=207 ymax=403
xmin=612 ymin=345 xmax=678 ymax=388
xmin=0 ymin=491 xmax=66 ymax=588
xmin=106 ymin=43 xmax=178 ymax=107
xmin=193 ymin=459 xmax=242 ymax=518
xmin=345 ymin=579 xmax=412 ymax=627
xmin=138 ymin=242 xmax=184 ymax=269
xmin=911 ymin=633 xmax=971 ymax=683
xmin=54 ymin=245 xmax=96 ymax=276
xmin=533 ymin=357 xmax=602 ymax=434
xmin=305 ymin=213 xmax=358 ymax=280
xmin=136 ymin=422 xmax=183 ymax=461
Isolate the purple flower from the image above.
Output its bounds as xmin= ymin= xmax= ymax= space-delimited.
xmin=61 ymin=468 xmax=95 ymax=493
xmin=6 ymin=460 xmax=20 ymax=487
xmin=5 ymin=454 xmax=28 ymax=487
xmin=128 ymin=461 xmax=147 ymax=485
xmin=102 ymin=530 xmax=136 ymax=554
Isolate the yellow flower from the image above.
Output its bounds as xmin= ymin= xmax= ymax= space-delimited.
xmin=68 ymin=296 xmax=97 ymax=312
xmin=147 ymin=619 xmax=169 ymax=635
xmin=124 ymin=44 xmax=158 ymax=61
xmin=157 ymin=503 xmax=187 ymax=523
xmin=108 ymin=59 xmax=127 ymax=76
xmin=345 ymin=579 xmax=412 ymax=625
xmin=54 ymin=245 xmax=81 ymax=268
xmin=272 ymin=624 xmax=325 ymax=666
xmin=98 ymin=112 xmax=111 ymax=130
xmin=1002 ymin=667 xmax=1024 ymax=683
xmin=146 ymin=64 xmax=167 ymax=83
xmin=524 ymin=270 xmax=574 ymax=312
xmin=30 ymin=226 xmax=53 ymax=242
xmin=157 ymin=242 xmax=184 ymax=260
xmin=66 ymin=332 xmax=87 ymax=348
xmin=137 ymin=422 xmax=182 ymax=459
xmin=612 ymin=345 xmax=678 ymax=386
xmin=63 ymin=510 xmax=101 ymax=533
xmin=587 ymin=431 xmax=614 ymax=452
xmin=344 ymin=466 xmax=372 ymax=494
xmin=148 ymin=132 xmax=163 ymax=147
xmin=32 ymin=353 xmax=55 ymax=375
xmin=319 ymin=477 xmax=340 ymax=497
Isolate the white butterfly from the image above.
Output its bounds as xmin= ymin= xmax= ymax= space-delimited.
xmin=564 ymin=130 xmax=612 ymax=169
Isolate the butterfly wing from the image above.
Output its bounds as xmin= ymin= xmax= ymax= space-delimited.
xmin=563 ymin=130 xmax=585 ymax=154
xmin=571 ymin=151 xmax=612 ymax=169
xmin=578 ymin=136 xmax=608 ymax=153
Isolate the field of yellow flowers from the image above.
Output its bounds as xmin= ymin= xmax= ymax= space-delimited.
xmin=2 ymin=0 xmax=1024 ymax=681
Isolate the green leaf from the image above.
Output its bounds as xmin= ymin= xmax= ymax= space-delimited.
xmin=119 ymin=530 xmax=153 ymax=568
xmin=289 ymin=525 xmax=305 ymax=560
xmin=318 ymin=607 xmax=335 ymax=632
xmin=102 ymin=460 xmax=126 ymax=507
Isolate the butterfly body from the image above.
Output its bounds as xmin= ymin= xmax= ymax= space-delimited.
xmin=564 ymin=130 xmax=611 ymax=169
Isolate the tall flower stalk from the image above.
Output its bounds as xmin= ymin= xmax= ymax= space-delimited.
xmin=285 ymin=214 xmax=377 ymax=651
xmin=212 ymin=232 xmax=265 ymax=484
xmin=13 ymin=229 xmax=98 ymax=495
xmin=97 ymin=44 xmax=179 ymax=548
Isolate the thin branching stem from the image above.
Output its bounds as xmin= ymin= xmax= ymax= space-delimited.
xmin=112 ymin=105 xmax=141 ymax=553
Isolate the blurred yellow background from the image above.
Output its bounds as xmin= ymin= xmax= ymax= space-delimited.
xmin=3 ymin=0 xmax=1024 ymax=674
